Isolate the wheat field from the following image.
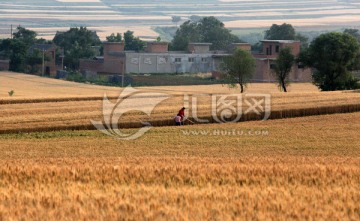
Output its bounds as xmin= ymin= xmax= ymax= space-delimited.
xmin=0 ymin=72 xmax=360 ymax=220
xmin=0 ymin=112 xmax=359 ymax=220
xmin=1 ymin=72 xmax=360 ymax=133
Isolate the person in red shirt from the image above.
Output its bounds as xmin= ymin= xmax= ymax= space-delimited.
xmin=175 ymin=107 xmax=185 ymax=125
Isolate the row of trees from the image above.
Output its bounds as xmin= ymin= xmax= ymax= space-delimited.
xmin=0 ymin=26 xmax=147 ymax=72
xmin=222 ymin=29 xmax=360 ymax=92
xmin=0 ymin=26 xmax=51 ymax=73
xmin=53 ymin=28 xmax=146 ymax=69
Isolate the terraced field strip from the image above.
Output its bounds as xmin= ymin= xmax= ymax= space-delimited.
xmin=1 ymin=72 xmax=359 ymax=133
xmin=1 ymin=91 xmax=360 ymax=133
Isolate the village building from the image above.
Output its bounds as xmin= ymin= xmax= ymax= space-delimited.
xmin=79 ymin=40 xmax=312 ymax=82
xmin=252 ymin=40 xmax=312 ymax=82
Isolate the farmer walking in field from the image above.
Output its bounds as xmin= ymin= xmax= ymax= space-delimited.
xmin=175 ymin=107 xmax=186 ymax=125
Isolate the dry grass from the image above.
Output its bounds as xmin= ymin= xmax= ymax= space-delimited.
xmin=0 ymin=113 xmax=359 ymax=220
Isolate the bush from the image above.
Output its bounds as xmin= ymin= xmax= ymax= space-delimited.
xmin=8 ymin=90 xmax=14 ymax=96
xmin=313 ymin=71 xmax=359 ymax=91
xmin=66 ymin=71 xmax=86 ymax=83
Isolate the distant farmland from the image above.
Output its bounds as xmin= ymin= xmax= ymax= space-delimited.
xmin=0 ymin=0 xmax=360 ymax=40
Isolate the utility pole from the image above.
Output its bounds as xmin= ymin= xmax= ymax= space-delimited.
xmin=122 ymin=60 xmax=125 ymax=87
xmin=61 ymin=48 xmax=64 ymax=70
xmin=10 ymin=24 xmax=13 ymax=39
xmin=42 ymin=49 xmax=45 ymax=77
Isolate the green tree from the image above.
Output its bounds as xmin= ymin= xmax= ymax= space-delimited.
xmin=25 ymin=48 xmax=44 ymax=74
xmin=272 ymin=47 xmax=295 ymax=92
xmin=9 ymin=39 xmax=27 ymax=72
xmin=171 ymin=20 xmax=201 ymax=51
xmin=13 ymin=26 xmax=37 ymax=46
xmin=265 ymin=23 xmax=308 ymax=49
xmin=170 ymin=16 xmax=240 ymax=51
xmin=0 ymin=39 xmax=12 ymax=59
xmin=199 ymin=16 xmax=240 ymax=50
xmin=106 ymin=33 xmax=122 ymax=42
xmin=221 ymin=49 xmax=256 ymax=93
xmin=299 ymin=32 xmax=360 ymax=91
xmin=123 ymin=30 xmax=145 ymax=51
xmin=53 ymin=27 xmax=101 ymax=69
xmin=265 ymin=23 xmax=296 ymax=40
xmin=344 ymin=29 xmax=360 ymax=71
xmin=0 ymin=27 xmax=54 ymax=74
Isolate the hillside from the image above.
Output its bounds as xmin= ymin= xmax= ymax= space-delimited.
xmin=0 ymin=0 xmax=360 ymax=40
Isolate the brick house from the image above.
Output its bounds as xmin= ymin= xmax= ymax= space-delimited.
xmin=125 ymin=42 xmax=220 ymax=74
xmin=28 ymin=44 xmax=57 ymax=77
xmin=252 ymin=40 xmax=312 ymax=82
xmin=79 ymin=42 xmax=125 ymax=78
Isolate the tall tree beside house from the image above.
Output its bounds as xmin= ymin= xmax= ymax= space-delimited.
xmin=12 ymin=26 xmax=37 ymax=46
xmin=265 ymin=23 xmax=296 ymax=40
xmin=123 ymin=30 xmax=145 ymax=52
xmin=8 ymin=39 xmax=27 ymax=72
xmin=199 ymin=16 xmax=241 ymax=50
xmin=0 ymin=38 xmax=29 ymax=72
xmin=0 ymin=27 xmax=54 ymax=73
xmin=0 ymin=38 xmax=12 ymax=60
xmin=53 ymin=27 xmax=101 ymax=70
xmin=25 ymin=48 xmax=45 ymax=74
xmin=221 ymin=49 xmax=256 ymax=93
xmin=171 ymin=20 xmax=201 ymax=51
xmin=170 ymin=16 xmax=241 ymax=51
xmin=106 ymin=33 xmax=122 ymax=42
xmin=299 ymin=32 xmax=360 ymax=91
xmin=272 ymin=47 xmax=295 ymax=92
xmin=265 ymin=23 xmax=308 ymax=49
